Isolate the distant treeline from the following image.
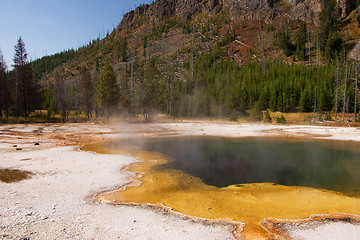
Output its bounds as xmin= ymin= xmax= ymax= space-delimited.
xmin=32 ymin=49 xmax=77 ymax=77
xmin=1 ymin=0 xmax=360 ymax=122
xmin=0 ymin=39 xmax=358 ymax=122
xmin=175 ymin=51 xmax=338 ymax=117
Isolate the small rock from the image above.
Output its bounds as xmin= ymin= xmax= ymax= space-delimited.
xmin=20 ymin=158 xmax=32 ymax=161
xmin=34 ymin=143 xmax=39 ymax=146
xmin=13 ymin=145 xmax=17 ymax=147
xmin=16 ymin=148 xmax=23 ymax=151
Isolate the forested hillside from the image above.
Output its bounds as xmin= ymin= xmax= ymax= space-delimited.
xmin=1 ymin=0 xmax=360 ymax=122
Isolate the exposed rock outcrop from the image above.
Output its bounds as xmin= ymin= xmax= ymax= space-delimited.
xmin=117 ymin=0 xmax=356 ymax=33
xmin=117 ymin=0 xmax=223 ymax=32
xmin=285 ymin=0 xmax=354 ymax=21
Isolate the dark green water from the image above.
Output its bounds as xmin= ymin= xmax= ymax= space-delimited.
xmin=122 ymin=137 xmax=360 ymax=196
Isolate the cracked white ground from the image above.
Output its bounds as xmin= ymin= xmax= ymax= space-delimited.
xmin=1 ymin=121 xmax=360 ymax=239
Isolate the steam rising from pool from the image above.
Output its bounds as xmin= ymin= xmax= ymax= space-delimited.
xmin=121 ymin=137 xmax=360 ymax=196
xmin=84 ymin=136 xmax=360 ymax=238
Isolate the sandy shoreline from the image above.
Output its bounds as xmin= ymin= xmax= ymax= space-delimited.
xmin=1 ymin=121 xmax=360 ymax=239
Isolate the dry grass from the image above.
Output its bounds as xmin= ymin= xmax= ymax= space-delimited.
xmin=0 ymin=168 xmax=34 ymax=183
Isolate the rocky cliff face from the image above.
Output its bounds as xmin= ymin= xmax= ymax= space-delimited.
xmin=118 ymin=0 xmax=279 ymax=32
xmin=285 ymin=0 xmax=353 ymax=21
xmin=117 ymin=0 xmax=355 ymax=32
xmin=36 ymin=0 xmax=360 ymax=89
xmin=285 ymin=0 xmax=322 ymax=21
xmin=117 ymin=0 xmax=223 ymax=32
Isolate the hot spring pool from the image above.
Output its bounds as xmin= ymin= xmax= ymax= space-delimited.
xmin=84 ymin=137 xmax=360 ymax=238
xmin=113 ymin=137 xmax=360 ymax=195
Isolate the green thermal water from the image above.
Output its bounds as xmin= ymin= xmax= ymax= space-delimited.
xmin=118 ymin=137 xmax=360 ymax=196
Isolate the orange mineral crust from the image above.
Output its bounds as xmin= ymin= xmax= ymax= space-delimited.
xmin=84 ymin=141 xmax=360 ymax=239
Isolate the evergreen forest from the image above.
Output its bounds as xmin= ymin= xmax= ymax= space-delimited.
xmin=1 ymin=0 xmax=360 ymax=123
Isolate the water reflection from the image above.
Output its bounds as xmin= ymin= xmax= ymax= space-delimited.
xmin=129 ymin=137 xmax=360 ymax=196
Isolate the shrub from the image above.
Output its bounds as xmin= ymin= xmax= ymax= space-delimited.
xmin=303 ymin=115 xmax=312 ymax=123
xmin=266 ymin=24 xmax=275 ymax=33
xmin=263 ymin=109 xmax=272 ymax=123
xmin=229 ymin=114 xmax=238 ymax=122
xmin=276 ymin=115 xmax=286 ymax=123
xmin=325 ymin=112 xmax=332 ymax=121
xmin=249 ymin=102 xmax=263 ymax=121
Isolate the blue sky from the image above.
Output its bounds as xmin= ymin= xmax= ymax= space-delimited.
xmin=0 ymin=0 xmax=153 ymax=68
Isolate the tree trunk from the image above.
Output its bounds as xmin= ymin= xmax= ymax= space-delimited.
xmin=354 ymin=58 xmax=358 ymax=121
xmin=107 ymin=102 xmax=110 ymax=122
xmin=343 ymin=62 xmax=348 ymax=122
xmin=335 ymin=56 xmax=339 ymax=119
xmin=313 ymin=87 xmax=317 ymax=122
xmin=307 ymin=24 xmax=311 ymax=66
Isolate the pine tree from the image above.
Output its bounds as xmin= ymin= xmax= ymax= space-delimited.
xmin=79 ymin=67 xmax=94 ymax=118
xmin=278 ymin=24 xmax=294 ymax=57
xmin=13 ymin=37 xmax=35 ymax=118
xmin=0 ymin=50 xmax=7 ymax=118
xmin=96 ymin=61 xmax=120 ymax=120
xmin=118 ymin=37 xmax=128 ymax=62
xmin=54 ymin=73 xmax=67 ymax=122
xmin=324 ymin=32 xmax=343 ymax=61
xmin=295 ymin=22 xmax=307 ymax=61
xmin=143 ymin=57 xmax=162 ymax=120
xmin=318 ymin=0 xmax=339 ymax=50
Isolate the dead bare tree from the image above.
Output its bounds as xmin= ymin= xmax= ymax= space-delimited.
xmin=307 ymin=24 xmax=311 ymax=66
xmin=191 ymin=25 xmax=195 ymax=88
xmin=54 ymin=74 xmax=67 ymax=122
xmin=335 ymin=55 xmax=340 ymax=119
xmin=167 ymin=56 xmax=177 ymax=119
xmin=0 ymin=50 xmax=7 ymax=118
xmin=258 ymin=31 xmax=265 ymax=72
xmin=313 ymin=86 xmax=317 ymax=122
xmin=347 ymin=95 xmax=350 ymax=121
xmin=342 ymin=62 xmax=348 ymax=122
xmin=91 ymin=69 xmax=99 ymax=119
xmin=79 ymin=67 xmax=94 ymax=119
xmin=130 ymin=50 xmax=135 ymax=116
xmin=316 ymin=35 xmax=321 ymax=65
xmin=354 ymin=58 xmax=358 ymax=121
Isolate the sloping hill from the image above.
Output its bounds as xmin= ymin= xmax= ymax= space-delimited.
xmin=26 ymin=0 xmax=360 ymax=120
